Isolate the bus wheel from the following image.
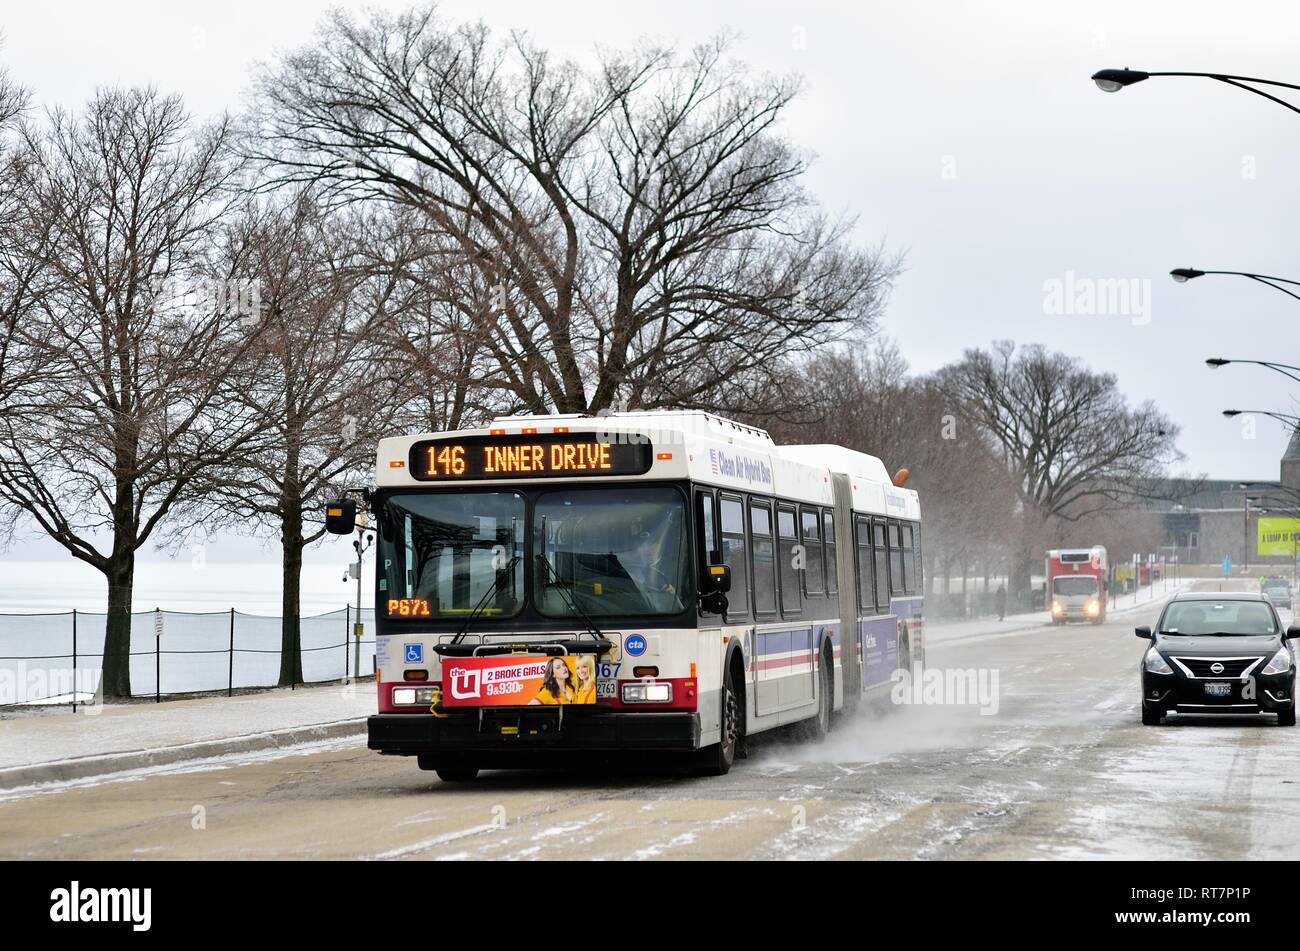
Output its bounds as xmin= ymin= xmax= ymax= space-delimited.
xmin=434 ymin=765 xmax=479 ymax=782
xmin=419 ymin=754 xmax=479 ymax=782
xmin=800 ymin=644 xmax=833 ymax=741
xmin=697 ymin=659 xmax=742 ymax=776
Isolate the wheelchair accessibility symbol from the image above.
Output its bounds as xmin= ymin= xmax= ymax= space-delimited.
xmin=404 ymin=643 xmax=423 ymax=664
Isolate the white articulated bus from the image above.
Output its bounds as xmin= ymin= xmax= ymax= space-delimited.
xmin=327 ymin=410 xmax=923 ymax=781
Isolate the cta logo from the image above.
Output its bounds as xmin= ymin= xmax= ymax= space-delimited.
xmin=50 ymin=881 xmax=151 ymax=932
xmin=624 ymin=634 xmax=648 ymax=657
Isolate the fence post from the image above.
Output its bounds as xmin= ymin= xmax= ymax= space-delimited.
xmin=72 ymin=609 xmax=78 ymax=714
xmin=228 ymin=608 xmax=235 ymax=697
xmin=345 ymin=604 xmax=350 ymax=681
xmin=154 ymin=608 xmax=161 ymax=704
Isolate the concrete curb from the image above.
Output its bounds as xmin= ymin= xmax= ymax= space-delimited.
xmin=0 ymin=717 xmax=368 ymax=791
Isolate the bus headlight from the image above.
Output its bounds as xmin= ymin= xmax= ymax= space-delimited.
xmin=1051 ymin=600 xmax=1064 ymax=615
xmin=622 ymin=682 xmax=672 ymax=703
xmin=1085 ymin=599 xmax=1100 ymax=617
xmin=392 ymin=686 xmax=438 ymax=705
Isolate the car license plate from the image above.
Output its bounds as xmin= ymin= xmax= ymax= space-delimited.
xmin=1204 ymin=682 xmax=1232 ymax=697
xmin=596 ymin=680 xmax=617 ymax=699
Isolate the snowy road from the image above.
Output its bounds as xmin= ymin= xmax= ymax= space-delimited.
xmin=3 ymin=584 xmax=1299 ymax=860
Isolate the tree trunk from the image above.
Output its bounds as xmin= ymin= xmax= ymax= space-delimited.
xmin=279 ymin=502 xmax=305 ymax=686
xmin=101 ymin=553 xmax=135 ymax=698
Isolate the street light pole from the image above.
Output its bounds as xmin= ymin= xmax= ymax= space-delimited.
xmin=1206 ymin=358 xmax=1300 ymax=387
xmin=1172 ymin=268 xmax=1300 ymax=304
xmin=1243 ymin=495 xmax=1259 ymax=578
xmin=1091 ymin=68 xmax=1300 ymax=116
xmin=353 ymin=527 xmax=374 ymax=678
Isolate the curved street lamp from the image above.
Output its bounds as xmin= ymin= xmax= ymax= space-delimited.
xmin=1206 ymin=358 xmax=1300 ymax=386
xmin=1223 ymin=408 xmax=1300 ymax=429
xmin=1091 ymin=68 xmax=1300 ymax=116
xmin=1171 ymin=268 xmax=1300 ymax=303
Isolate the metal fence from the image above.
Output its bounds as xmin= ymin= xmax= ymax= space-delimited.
xmin=0 ymin=606 xmax=376 ymax=705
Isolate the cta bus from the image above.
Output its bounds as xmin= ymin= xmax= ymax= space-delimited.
xmin=326 ymin=411 xmax=923 ymax=781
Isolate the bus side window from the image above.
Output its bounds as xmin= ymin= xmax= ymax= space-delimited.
xmin=855 ymin=516 xmax=873 ymax=613
xmin=823 ymin=510 xmax=838 ymax=595
xmin=778 ymin=504 xmax=800 ymax=617
xmin=902 ymin=522 xmax=917 ymax=595
xmin=800 ymin=506 xmax=824 ymax=597
xmin=913 ymin=521 xmax=923 ymax=595
xmin=750 ymin=499 xmax=776 ymax=615
xmin=889 ymin=521 xmax=905 ymax=596
xmin=873 ymin=521 xmax=890 ymax=614
xmin=696 ymin=490 xmax=720 ymax=614
xmin=720 ymin=495 xmax=749 ymax=620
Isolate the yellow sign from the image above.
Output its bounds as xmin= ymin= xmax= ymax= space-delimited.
xmin=1257 ymin=517 xmax=1300 ymax=557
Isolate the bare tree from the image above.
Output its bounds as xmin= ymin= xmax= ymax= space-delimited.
xmin=181 ymin=192 xmax=400 ymax=685
xmin=0 ymin=53 xmax=41 ymax=430
xmin=937 ymin=340 xmax=1182 ymax=597
xmin=0 ymin=88 xmax=265 ymax=697
xmin=247 ymin=6 xmax=899 ymax=414
xmin=769 ymin=340 xmax=1018 ymax=604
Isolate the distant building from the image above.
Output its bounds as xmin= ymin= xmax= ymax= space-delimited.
xmin=1151 ymin=430 xmax=1300 ymax=569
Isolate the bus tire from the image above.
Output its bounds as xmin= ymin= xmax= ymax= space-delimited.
xmin=697 ymin=656 xmax=743 ymax=776
xmin=799 ymin=643 xmax=834 ymax=741
xmin=419 ymin=754 xmax=479 ymax=782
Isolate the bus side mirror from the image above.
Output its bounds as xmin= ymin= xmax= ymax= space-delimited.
xmin=705 ymin=564 xmax=731 ymax=594
xmin=1134 ymin=625 xmax=1152 ymax=640
xmin=325 ymin=499 xmax=357 ymax=535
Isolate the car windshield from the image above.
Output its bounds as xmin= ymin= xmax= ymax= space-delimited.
xmin=378 ymin=491 xmax=525 ymax=618
xmin=534 ymin=486 xmax=690 ymax=618
xmin=1159 ymin=600 xmax=1278 ymax=636
xmin=1052 ymin=576 xmax=1098 ymax=597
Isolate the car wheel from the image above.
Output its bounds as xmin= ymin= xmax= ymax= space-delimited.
xmin=1141 ymin=705 xmax=1162 ymax=726
xmin=1279 ymin=704 xmax=1296 ymax=727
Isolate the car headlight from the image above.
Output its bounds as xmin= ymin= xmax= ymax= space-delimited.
xmin=1144 ymin=648 xmax=1173 ymax=675
xmin=1263 ymin=648 xmax=1293 ymax=676
xmin=1085 ymin=599 xmax=1099 ymax=616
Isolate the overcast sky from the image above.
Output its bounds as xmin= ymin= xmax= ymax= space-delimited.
xmin=3 ymin=0 xmax=1298 ymax=530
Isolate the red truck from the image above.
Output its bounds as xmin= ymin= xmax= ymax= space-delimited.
xmin=1046 ymin=547 xmax=1107 ymax=625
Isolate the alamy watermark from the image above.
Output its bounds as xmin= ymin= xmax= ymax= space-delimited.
xmin=890 ymin=663 xmax=1000 ymax=715
xmin=1043 ymin=270 xmax=1151 ymax=326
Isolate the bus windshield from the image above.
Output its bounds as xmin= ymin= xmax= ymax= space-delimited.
xmin=378 ymin=491 xmax=525 ymax=618
xmin=535 ymin=486 xmax=690 ymax=618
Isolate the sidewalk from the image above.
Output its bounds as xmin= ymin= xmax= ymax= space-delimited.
xmin=0 ymin=682 xmax=374 ymax=789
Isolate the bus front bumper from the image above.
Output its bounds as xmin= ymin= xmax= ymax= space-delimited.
xmin=368 ymin=710 xmax=702 ymax=756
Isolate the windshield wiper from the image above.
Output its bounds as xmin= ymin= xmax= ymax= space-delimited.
xmin=535 ymin=552 xmax=610 ymax=651
xmin=450 ymin=554 xmax=520 ymax=645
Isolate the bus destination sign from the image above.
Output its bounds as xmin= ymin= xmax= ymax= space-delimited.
xmin=408 ymin=432 xmax=653 ymax=481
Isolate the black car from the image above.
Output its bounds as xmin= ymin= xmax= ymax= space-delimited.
xmin=1138 ymin=592 xmax=1297 ymax=726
